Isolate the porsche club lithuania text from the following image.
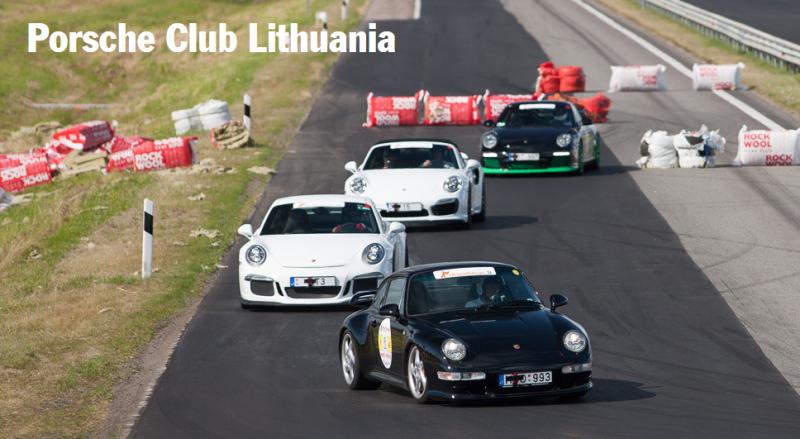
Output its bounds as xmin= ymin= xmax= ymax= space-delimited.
xmin=27 ymin=22 xmax=396 ymax=54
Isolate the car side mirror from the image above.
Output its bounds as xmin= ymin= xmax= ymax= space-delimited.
xmin=237 ymin=224 xmax=254 ymax=239
xmin=379 ymin=303 xmax=400 ymax=318
xmin=466 ymin=158 xmax=481 ymax=169
xmin=344 ymin=161 xmax=358 ymax=173
xmin=483 ymin=120 xmax=495 ymax=127
xmin=388 ymin=221 xmax=405 ymax=235
xmin=460 ymin=152 xmax=469 ymax=161
xmin=549 ymin=294 xmax=569 ymax=312
xmin=582 ymin=116 xmax=593 ymax=125
xmin=350 ymin=290 xmax=376 ymax=307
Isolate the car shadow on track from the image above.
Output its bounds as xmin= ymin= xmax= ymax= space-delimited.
xmin=404 ymin=216 xmax=539 ymax=233
xmin=374 ymin=378 xmax=656 ymax=407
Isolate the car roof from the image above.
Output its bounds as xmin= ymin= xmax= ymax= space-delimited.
xmin=393 ymin=261 xmax=519 ymax=276
xmin=271 ymin=194 xmax=371 ymax=206
xmin=370 ymin=139 xmax=461 ymax=150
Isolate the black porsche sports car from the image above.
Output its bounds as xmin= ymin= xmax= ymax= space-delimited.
xmin=339 ymin=261 xmax=592 ymax=403
xmin=480 ymin=100 xmax=600 ymax=174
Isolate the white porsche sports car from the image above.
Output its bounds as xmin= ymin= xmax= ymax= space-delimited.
xmin=344 ymin=140 xmax=486 ymax=227
xmin=237 ymin=194 xmax=407 ymax=308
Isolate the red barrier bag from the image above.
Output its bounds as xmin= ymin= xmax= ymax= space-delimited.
xmin=0 ymin=161 xmax=52 ymax=192
xmin=363 ymin=91 xmax=424 ymax=127
xmin=483 ymin=92 xmax=536 ymax=121
xmin=423 ymin=95 xmax=480 ymax=126
xmin=52 ymin=121 xmax=115 ymax=152
xmin=133 ymin=137 xmax=196 ymax=172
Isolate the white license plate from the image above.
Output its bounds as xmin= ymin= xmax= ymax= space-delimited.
xmin=510 ymin=153 xmax=540 ymax=161
xmin=499 ymin=371 xmax=552 ymax=388
xmin=290 ymin=276 xmax=337 ymax=288
xmin=386 ymin=202 xmax=423 ymax=212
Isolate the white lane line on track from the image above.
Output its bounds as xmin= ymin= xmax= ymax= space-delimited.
xmin=571 ymin=0 xmax=784 ymax=131
xmin=414 ymin=0 xmax=422 ymax=20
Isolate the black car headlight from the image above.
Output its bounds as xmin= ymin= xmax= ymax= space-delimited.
xmin=556 ymin=133 xmax=573 ymax=148
xmin=563 ymin=330 xmax=587 ymax=353
xmin=482 ymin=133 xmax=498 ymax=149
xmin=362 ymin=243 xmax=385 ymax=264
xmin=442 ymin=338 xmax=466 ymax=361
xmin=245 ymin=244 xmax=267 ymax=265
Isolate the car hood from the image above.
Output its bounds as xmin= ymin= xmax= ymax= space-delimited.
xmin=493 ymin=126 xmax=575 ymax=147
xmin=358 ymin=169 xmax=461 ymax=198
xmin=419 ymin=309 xmax=572 ymax=361
xmin=255 ymin=234 xmax=381 ymax=268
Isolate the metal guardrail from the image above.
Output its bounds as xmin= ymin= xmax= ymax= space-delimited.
xmin=639 ymin=0 xmax=800 ymax=72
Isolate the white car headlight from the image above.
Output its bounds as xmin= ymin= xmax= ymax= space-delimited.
xmin=362 ymin=243 xmax=385 ymax=264
xmin=443 ymin=176 xmax=462 ymax=193
xmin=349 ymin=177 xmax=367 ymax=193
xmin=442 ymin=338 xmax=466 ymax=361
xmin=482 ymin=133 xmax=498 ymax=149
xmin=563 ymin=330 xmax=587 ymax=353
xmin=245 ymin=245 xmax=267 ymax=265
xmin=556 ymin=133 xmax=573 ymax=148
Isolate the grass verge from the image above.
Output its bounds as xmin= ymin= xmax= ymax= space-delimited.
xmin=0 ymin=0 xmax=366 ymax=437
xmin=595 ymin=0 xmax=800 ymax=118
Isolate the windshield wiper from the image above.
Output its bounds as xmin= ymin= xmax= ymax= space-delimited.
xmin=489 ymin=299 xmax=541 ymax=309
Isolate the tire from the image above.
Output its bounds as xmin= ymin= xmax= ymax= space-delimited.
xmin=406 ymin=345 xmax=432 ymax=403
xmin=405 ymin=242 xmax=410 ymax=267
xmin=585 ymin=139 xmax=600 ymax=171
xmin=461 ymin=190 xmax=473 ymax=230
xmin=473 ymin=185 xmax=486 ymax=222
xmin=341 ymin=331 xmax=379 ymax=390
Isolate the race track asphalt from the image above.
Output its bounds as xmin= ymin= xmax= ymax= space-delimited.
xmin=679 ymin=0 xmax=800 ymax=44
xmin=132 ymin=1 xmax=800 ymax=437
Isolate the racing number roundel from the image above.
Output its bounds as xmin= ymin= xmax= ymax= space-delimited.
xmin=378 ymin=318 xmax=392 ymax=369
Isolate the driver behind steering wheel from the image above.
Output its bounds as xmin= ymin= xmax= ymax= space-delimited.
xmin=332 ymin=204 xmax=367 ymax=233
xmin=465 ymin=276 xmax=503 ymax=308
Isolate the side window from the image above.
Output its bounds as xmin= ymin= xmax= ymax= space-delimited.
xmin=372 ymin=279 xmax=390 ymax=308
xmin=383 ymin=278 xmax=407 ymax=310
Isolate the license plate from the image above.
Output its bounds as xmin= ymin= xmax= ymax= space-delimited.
xmin=510 ymin=153 xmax=539 ymax=162
xmin=498 ymin=371 xmax=552 ymax=388
xmin=386 ymin=202 xmax=423 ymax=212
xmin=290 ymin=276 xmax=337 ymax=288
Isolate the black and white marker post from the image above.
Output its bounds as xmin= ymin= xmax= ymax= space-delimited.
xmin=341 ymin=0 xmax=349 ymax=21
xmin=243 ymin=93 xmax=251 ymax=133
xmin=142 ymin=198 xmax=154 ymax=279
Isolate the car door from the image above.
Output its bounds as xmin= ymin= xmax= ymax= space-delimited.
xmin=364 ymin=280 xmax=390 ymax=374
xmin=574 ymin=107 xmax=595 ymax=162
xmin=367 ymin=277 xmax=409 ymax=381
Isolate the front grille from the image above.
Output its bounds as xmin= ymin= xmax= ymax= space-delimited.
xmin=431 ymin=200 xmax=459 ymax=216
xmin=250 ymin=280 xmax=274 ymax=296
xmin=380 ymin=209 xmax=429 ymax=218
xmin=284 ymin=286 xmax=341 ymax=298
xmin=352 ymin=277 xmax=379 ymax=293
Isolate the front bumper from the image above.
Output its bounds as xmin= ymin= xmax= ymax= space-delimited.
xmin=369 ymin=194 xmax=469 ymax=226
xmin=482 ymin=151 xmax=578 ymax=174
xmin=426 ymin=363 xmax=592 ymax=401
xmin=239 ymin=267 xmax=385 ymax=306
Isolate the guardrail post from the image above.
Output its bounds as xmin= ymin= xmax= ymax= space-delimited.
xmin=142 ymin=199 xmax=154 ymax=279
xmin=243 ymin=94 xmax=251 ymax=133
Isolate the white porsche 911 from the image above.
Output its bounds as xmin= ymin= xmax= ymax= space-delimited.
xmin=236 ymin=194 xmax=407 ymax=308
xmin=344 ymin=140 xmax=486 ymax=227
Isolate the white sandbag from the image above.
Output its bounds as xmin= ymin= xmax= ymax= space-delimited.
xmin=692 ymin=63 xmax=744 ymax=91
xmin=673 ymin=125 xmax=726 ymax=168
xmin=609 ymin=65 xmax=666 ymax=92
xmin=199 ymin=112 xmax=232 ymax=130
xmin=640 ymin=130 xmax=677 ymax=168
xmin=195 ymin=99 xmax=230 ymax=116
xmin=733 ymin=125 xmax=799 ymax=166
xmin=173 ymin=118 xmax=193 ymax=135
xmin=0 ymin=188 xmax=11 ymax=213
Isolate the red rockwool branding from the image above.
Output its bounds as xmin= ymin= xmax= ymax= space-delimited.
xmin=135 ymin=151 xmax=166 ymax=171
xmin=766 ymin=154 xmax=793 ymax=166
xmin=742 ymin=132 xmax=772 ymax=148
xmin=636 ymin=71 xmax=657 ymax=86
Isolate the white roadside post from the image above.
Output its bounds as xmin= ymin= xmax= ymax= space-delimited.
xmin=341 ymin=0 xmax=349 ymax=21
xmin=316 ymin=11 xmax=328 ymax=31
xmin=243 ymin=93 xmax=251 ymax=133
xmin=142 ymin=199 xmax=154 ymax=279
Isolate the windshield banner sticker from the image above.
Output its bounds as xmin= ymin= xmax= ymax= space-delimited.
xmin=433 ymin=266 xmax=496 ymax=280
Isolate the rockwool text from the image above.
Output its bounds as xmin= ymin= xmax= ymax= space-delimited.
xmin=27 ymin=23 xmax=396 ymax=53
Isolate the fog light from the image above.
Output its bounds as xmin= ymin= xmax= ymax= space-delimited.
xmin=437 ymin=371 xmax=486 ymax=381
xmin=482 ymin=152 xmax=498 ymax=158
xmin=552 ymin=151 xmax=570 ymax=157
xmin=561 ymin=362 xmax=592 ymax=374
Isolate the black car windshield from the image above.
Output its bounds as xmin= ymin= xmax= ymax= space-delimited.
xmin=406 ymin=266 xmax=542 ymax=315
xmin=261 ymin=202 xmax=380 ymax=234
xmin=363 ymin=144 xmax=460 ymax=170
xmin=497 ymin=103 xmax=575 ymax=128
